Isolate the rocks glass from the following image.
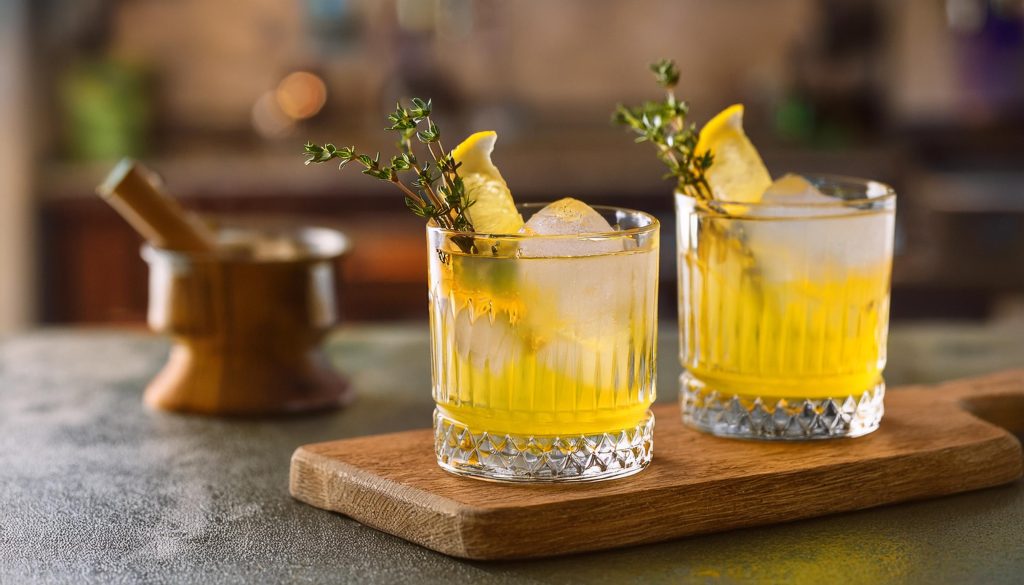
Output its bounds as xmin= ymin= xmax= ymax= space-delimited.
xmin=676 ymin=176 xmax=896 ymax=439
xmin=428 ymin=205 xmax=659 ymax=481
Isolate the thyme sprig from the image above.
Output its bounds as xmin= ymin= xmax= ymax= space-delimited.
xmin=613 ymin=59 xmax=714 ymax=200
xmin=304 ymin=98 xmax=475 ymax=232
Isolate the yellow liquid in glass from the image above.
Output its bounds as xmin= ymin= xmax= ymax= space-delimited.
xmin=430 ymin=250 xmax=658 ymax=436
xmin=681 ymin=214 xmax=893 ymax=399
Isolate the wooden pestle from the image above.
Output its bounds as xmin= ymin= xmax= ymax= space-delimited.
xmin=96 ymin=158 xmax=217 ymax=252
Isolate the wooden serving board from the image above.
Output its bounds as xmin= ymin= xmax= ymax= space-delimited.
xmin=290 ymin=370 xmax=1024 ymax=560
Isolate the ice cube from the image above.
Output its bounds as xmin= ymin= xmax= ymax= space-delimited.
xmin=763 ymin=173 xmax=823 ymax=199
xmin=761 ymin=173 xmax=842 ymax=211
xmin=452 ymin=305 xmax=523 ymax=371
xmin=512 ymin=198 xmax=653 ymax=385
xmin=534 ymin=328 xmax=635 ymax=398
xmin=524 ymin=197 xmax=614 ymax=235
xmin=518 ymin=197 xmax=622 ymax=257
xmin=525 ymin=251 xmax=657 ymax=388
xmin=742 ymin=174 xmax=893 ymax=281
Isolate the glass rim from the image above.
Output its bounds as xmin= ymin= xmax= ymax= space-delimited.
xmin=426 ymin=202 xmax=660 ymax=240
xmin=676 ymin=173 xmax=896 ymax=208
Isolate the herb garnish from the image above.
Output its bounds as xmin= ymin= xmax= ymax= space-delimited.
xmin=613 ymin=59 xmax=714 ymax=200
xmin=304 ymin=98 xmax=475 ymax=232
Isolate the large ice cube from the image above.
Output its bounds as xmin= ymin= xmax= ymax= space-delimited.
xmin=518 ymin=197 xmax=622 ymax=257
xmin=524 ymin=197 xmax=614 ymax=235
xmin=524 ymin=251 xmax=657 ymax=391
xmin=742 ymin=174 xmax=893 ymax=281
xmin=501 ymin=198 xmax=653 ymax=389
xmin=516 ymin=197 xmax=629 ymax=348
xmin=446 ymin=198 xmax=639 ymax=376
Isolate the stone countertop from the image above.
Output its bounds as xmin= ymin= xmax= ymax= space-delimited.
xmin=2 ymin=323 xmax=1023 ymax=584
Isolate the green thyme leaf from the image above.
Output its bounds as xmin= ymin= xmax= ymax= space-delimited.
xmin=614 ymin=59 xmax=713 ymax=199
xmin=303 ymin=97 xmax=476 ymax=236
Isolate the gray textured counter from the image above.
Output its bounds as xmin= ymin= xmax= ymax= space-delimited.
xmin=2 ymin=324 xmax=1023 ymax=584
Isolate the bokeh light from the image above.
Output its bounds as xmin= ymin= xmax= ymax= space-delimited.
xmin=275 ymin=71 xmax=327 ymax=120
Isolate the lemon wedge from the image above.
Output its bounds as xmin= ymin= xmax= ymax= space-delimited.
xmin=451 ymin=131 xmax=524 ymax=234
xmin=695 ymin=104 xmax=772 ymax=203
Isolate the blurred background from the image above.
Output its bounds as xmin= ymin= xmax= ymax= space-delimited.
xmin=2 ymin=0 xmax=1023 ymax=344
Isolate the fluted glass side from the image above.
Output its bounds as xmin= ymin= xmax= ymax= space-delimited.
xmin=428 ymin=205 xmax=659 ymax=481
xmin=676 ymin=176 xmax=896 ymax=439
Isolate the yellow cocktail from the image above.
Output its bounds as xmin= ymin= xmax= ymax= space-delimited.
xmin=677 ymin=176 xmax=896 ymax=439
xmin=429 ymin=202 xmax=659 ymax=481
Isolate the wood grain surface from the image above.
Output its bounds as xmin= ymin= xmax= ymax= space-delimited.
xmin=290 ymin=370 xmax=1024 ymax=560
xmin=142 ymin=225 xmax=352 ymax=416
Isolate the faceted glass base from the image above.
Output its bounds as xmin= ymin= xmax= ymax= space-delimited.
xmin=680 ymin=373 xmax=884 ymax=440
xmin=433 ymin=409 xmax=655 ymax=482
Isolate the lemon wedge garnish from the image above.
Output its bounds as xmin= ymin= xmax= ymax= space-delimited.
xmin=451 ymin=131 xmax=524 ymax=234
xmin=696 ymin=104 xmax=772 ymax=203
